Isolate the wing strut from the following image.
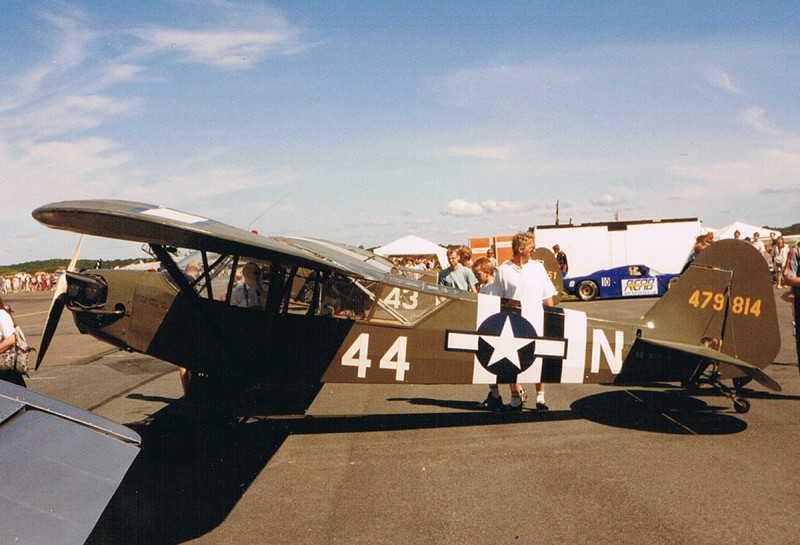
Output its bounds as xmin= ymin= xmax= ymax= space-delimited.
xmin=200 ymin=250 xmax=213 ymax=299
xmin=226 ymin=255 xmax=240 ymax=302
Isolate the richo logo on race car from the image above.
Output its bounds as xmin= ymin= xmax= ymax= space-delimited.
xmin=622 ymin=278 xmax=657 ymax=296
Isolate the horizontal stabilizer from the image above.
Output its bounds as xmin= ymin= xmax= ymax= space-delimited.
xmin=640 ymin=338 xmax=782 ymax=393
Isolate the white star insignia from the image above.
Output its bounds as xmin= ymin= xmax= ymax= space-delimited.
xmin=481 ymin=316 xmax=534 ymax=369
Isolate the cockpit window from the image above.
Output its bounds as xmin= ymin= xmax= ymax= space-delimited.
xmin=311 ymin=272 xmax=463 ymax=326
xmin=175 ymin=251 xmax=232 ymax=299
xmin=157 ymin=244 xmax=467 ymax=325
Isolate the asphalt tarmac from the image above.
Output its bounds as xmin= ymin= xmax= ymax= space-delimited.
xmin=7 ymin=289 xmax=800 ymax=545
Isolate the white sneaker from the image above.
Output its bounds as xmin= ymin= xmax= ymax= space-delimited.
xmin=507 ymin=397 xmax=524 ymax=411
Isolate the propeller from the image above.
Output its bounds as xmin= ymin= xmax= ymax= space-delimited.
xmin=36 ymin=235 xmax=83 ymax=370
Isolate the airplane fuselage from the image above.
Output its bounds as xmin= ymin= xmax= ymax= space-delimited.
xmin=67 ymin=269 xmax=664 ymax=391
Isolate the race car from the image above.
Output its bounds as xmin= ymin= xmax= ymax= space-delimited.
xmin=565 ymin=264 xmax=680 ymax=301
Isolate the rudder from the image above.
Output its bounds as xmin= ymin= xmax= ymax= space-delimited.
xmin=641 ymin=239 xmax=779 ymax=371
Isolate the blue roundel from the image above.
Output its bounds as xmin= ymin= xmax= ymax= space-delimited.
xmin=475 ymin=312 xmax=538 ymax=380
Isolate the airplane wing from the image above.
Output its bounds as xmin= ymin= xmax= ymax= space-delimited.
xmin=33 ymin=200 xmax=394 ymax=281
xmin=0 ymin=380 xmax=140 ymax=545
xmin=618 ymin=337 xmax=782 ymax=392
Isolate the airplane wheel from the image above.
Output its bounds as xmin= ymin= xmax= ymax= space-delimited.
xmin=577 ymin=281 xmax=598 ymax=301
xmin=733 ymin=398 xmax=750 ymax=414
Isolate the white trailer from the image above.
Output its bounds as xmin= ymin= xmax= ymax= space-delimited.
xmin=533 ymin=218 xmax=703 ymax=277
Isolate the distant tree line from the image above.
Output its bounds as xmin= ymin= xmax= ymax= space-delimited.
xmin=0 ymin=258 xmax=141 ymax=276
xmin=766 ymin=223 xmax=800 ymax=236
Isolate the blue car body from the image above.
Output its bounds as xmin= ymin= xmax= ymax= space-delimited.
xmin=565 ymin=264 xmax=680 ymax=301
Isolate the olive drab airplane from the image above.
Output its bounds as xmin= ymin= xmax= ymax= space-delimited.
xmin=33 ymin=200 xmax=781 ymax=414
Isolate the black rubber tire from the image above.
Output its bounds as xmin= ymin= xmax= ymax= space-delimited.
xmin=733 ymin=398 xmax=750 ymax=414
xmin=577 ymin=280 xmax=599 ymax=301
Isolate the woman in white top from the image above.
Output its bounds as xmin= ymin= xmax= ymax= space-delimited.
xmin=772 ymin=236 xmax=789 ymax=289
xmin=0 ymin=296 xmax=25 ymax=387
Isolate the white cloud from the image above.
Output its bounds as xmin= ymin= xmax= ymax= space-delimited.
xmin=0 ymin=137 xmax=132 ymax=201
xmin=117 ymin=163 xmax=294 ymax=208
xmin=759 ymin=186 xmax=800 ymax=196
xmin=433 ymin=63 xmax=582 ymax=108
xmin=1 ymin=67 xmax=49 ymax=113
xmin=589 ymin=194 xmax=624 ymax=207
xmin=131 ymin=28 xmax=303 ymax=69
xmin=119 ymin=170 xmax=250 ymax=203
xmin=481 ymin=200 xmax=530 ymax=214
xmin=3 ymin=95 xmax=140 ymax=138
xmin=129 ymin=5 xmax=309 ymax=71
xmin=1 ymin=8 xmax=97 ymax=112
xmin=25 ymin=137 xmax=132 ymax=174
xmin=445 ymin=146 xmax=512 ymax=161
xmin=96 ymin=64 xmax=148 ymax=87
xmin=740 ymin=106 xmax=782 ymax=135
xmin=38 ymin=8 xmax=98 ymax=74
xmin=441 ymin=199 xmax=486 ymax=217
xmin=704 ymin=66 xmax=741 ymax=94
xmin=0 ymin=135 xmax=134 ymax=230
xmin=671 ymin=143 xmax=800 ymax=197
xmin=759 ymin=146 xmax=800 ymax=168
xmin=441 ymin=199 xmax=530 ymax=216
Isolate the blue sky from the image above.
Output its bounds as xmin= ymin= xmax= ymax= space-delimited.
xmin=2 ymin=1 xmax=799 ymax=263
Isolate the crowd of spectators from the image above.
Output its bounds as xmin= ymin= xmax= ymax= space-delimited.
xmin=390 ymin=257 xmax=436 ymax=271
xmin=1 ymin=272 xmax=59 ymax=293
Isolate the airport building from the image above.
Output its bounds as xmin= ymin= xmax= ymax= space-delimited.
xmin=470 ymin=218 xmax=702 ymax=277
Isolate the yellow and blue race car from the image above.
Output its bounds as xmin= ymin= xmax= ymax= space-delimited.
xmin=565 ymin=264 xmax=680 ymax=301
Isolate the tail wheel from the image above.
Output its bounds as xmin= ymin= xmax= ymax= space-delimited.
xmin=576 ymin=280 xmax=599 ymax=301
xmin=733 ymin=397 xmax=750 ymax=414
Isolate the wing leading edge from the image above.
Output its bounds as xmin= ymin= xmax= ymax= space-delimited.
xmin=33 ymin=200 xmax=393 ymax=281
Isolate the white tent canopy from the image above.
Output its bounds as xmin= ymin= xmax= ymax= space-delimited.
xmin=712 ymin=221 xmax=780 ymax=241
xmin=373 ymin=235 xmax=448 ymax=269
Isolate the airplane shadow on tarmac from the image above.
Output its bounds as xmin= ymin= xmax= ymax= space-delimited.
xmin=87 ymin=388 xmax=746 ymax=545
xmin=570 ymin=389 xmax=748 ymax=435
xmin=393 ymin=389 xmax=749 ymax=436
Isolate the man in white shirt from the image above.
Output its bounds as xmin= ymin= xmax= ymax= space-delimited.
xmin=751 ymin=232 xmax=766 ymax=253
xmin=484 ymin=232 xmax=557 ymax=411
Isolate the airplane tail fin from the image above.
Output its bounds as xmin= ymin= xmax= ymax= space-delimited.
xmin=640 ymin=239 xmax=779 ymax=374
xmin=533 ymin=247 xmax=564 ymax=305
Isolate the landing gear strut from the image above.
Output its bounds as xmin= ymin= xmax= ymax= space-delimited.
xmin=694 ymin=363 xmax=751 ymax=414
